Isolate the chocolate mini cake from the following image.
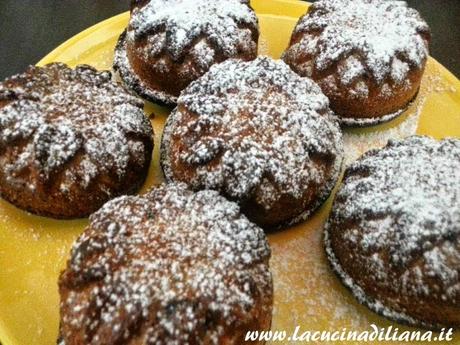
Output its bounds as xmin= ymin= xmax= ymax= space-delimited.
xmin=325 ymin=136 xmax=460 ymax=328
xmin=114 ymin=0 xmax=259 ymax=105
xmin=0 ymin=63 xmax=153 ymax=219
xmin=161 ymin=57 xmax=344 ymax=230
xmin=59 ymin=183 xmax=273 ymax=345
xmin=283 ymin=0 xmax=431 ymax=126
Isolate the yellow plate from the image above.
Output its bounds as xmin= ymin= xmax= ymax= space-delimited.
xmin=1 ymin=1 xmax=460 ymax=344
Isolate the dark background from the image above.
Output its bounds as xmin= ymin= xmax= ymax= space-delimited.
xmin=0 ymin=0 xmax=459 ymax=80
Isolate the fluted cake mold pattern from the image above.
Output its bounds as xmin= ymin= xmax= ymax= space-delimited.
xmin=325 ymin=136 xmax=460 ymax=328
xmin=283 ymin=0 xmax=430 ymax=126
xmin=59 ymin=183 xmax=272 ymax=344
xmin=114 ymin=0 xmax=259 ymax=104
xmin=161 ymin=57 xmax=344 ymax=229
xmin=0 ymin=63 xmax=154 ymax=218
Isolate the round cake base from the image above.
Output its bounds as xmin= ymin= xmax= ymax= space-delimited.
xmin=113 ymin=30 xmax=177 ymax=106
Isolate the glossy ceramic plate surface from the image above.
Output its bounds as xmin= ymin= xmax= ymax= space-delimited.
xmin=0 ymin=0 xmax=459 ymax=344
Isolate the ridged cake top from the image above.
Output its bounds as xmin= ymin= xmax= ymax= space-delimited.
xmin=162 ymin=57 xmax=343 ymax=215
xmin=326 ymin=136 xmax=460 ymax=326
xmin=59 ymin=183 xmax=272 ymax=344
xmin=291 ymin=0 xmax=430 ymax=84
xmin=0 ymin=63 xmax=152 ymax=190
xmin=128 ymin=0 xmax=257 ymax=60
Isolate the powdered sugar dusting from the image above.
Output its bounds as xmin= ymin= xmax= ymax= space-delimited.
xmin=59 ymin=183 xmax=272 ymax=344
xmin=343 ymin=98 xmax=424 ymax=165
xmin=270 ymin=225 xmax=374 ymax=339
xmin=129 ymin=0 xmax=257 ymax=61
xmin=115 ymin=0 xmax=258 ymax=105
xmin=0 ymin=63 xmax=152 ymax=194
xmin=161 ymin=57 xmax=343 ymax=228
xmin=287 ymin=0 xmax=430 ymax=84
xmin=341 ymin=57 xmax=459 ymax=165
xmin=325 ymin=136 xmax=460 ymax=328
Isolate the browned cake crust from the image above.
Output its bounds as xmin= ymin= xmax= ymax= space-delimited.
xmin=283 ymin=0 xmax=431 ymax=127
xmin=58 ymin=183 xmax=273 ymax=345
xmin=0 ymin=63 xmax=154 ymax=219
xmin=114 ymin=0 xmax=259 ymax=105
xmin=325 ymin=136 xmax=460 ymax=329
xmin=161 ymin=57 xmax=344 ymax=230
